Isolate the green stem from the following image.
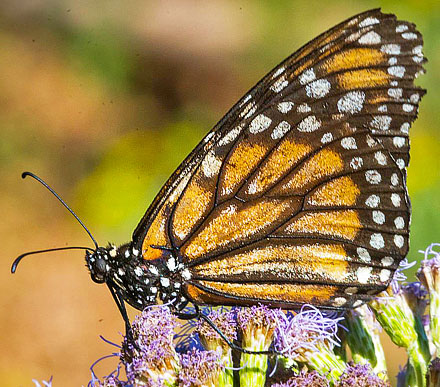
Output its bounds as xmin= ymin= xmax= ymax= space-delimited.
xmin=218 ymin=350 xmax=234 ymax=387
xmin=307 ymin=346 xmax=346 ymax=382
xmin=239 ymin=334 xmax=269 ymax=387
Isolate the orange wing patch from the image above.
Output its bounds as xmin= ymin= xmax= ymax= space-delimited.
xmin=323 ymin=48 xmax=385 ymax=72
xmin=279 ymin=210 xmax=361 ymax=241
xmin=337 ymin=69 xmax=389 ymax=90
xmin=186 ymin=282 xmax=337 ymax=306
xmin=172 ymin=177 xmax=214 ymax=242
xmin=193 ymin=243 xmax=349 ymax=283
xmin=306 ymin=176 xmax=360 ymax=207
xmin=241 ymin=139 xmax=311 ymax=197
xmin=141 ymin=206 xmax=169 ymax=261
xmin=220 ymin=142 xmax=268 ymax=198
xmin=272 ymin=149 xmax=344 ymax=196
xmin=182 ymin=197 xmax=301 ymax=260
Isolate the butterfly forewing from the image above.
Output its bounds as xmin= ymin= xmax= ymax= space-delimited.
xmin=135 ymin=9 xmax=425 ymax=310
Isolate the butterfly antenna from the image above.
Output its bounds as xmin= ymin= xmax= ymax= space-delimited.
xmin=11 ymin=246 xmax=94 ymax=273
xmin=21 ymin=171 xmax=99 ymax=249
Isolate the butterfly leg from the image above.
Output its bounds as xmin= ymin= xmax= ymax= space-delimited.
xmin=175 ymin=305 xmax=281 ymax=356
xmin=107 ymin=282 xmax=133 ymax=342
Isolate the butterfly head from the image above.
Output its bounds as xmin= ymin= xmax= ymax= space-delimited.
xmin=86 ymin=247 xmax=111 ymax=284
xmin=85 ymin=244 xmax=190 ymax=310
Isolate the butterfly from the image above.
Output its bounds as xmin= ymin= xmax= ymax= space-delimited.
xmin=13 ymin=9 xmax=425 ymax=343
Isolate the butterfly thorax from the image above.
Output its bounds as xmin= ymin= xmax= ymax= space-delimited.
xmin=85 ymin=244 xmax=190 ymax=311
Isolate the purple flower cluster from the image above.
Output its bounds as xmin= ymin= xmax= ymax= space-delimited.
xmin=177 ymin=348 xmax=223 ymax=387
xmin=270 ymin=370 xmax=329 ymax=387
xmin=336 ymin=363 xmax=389 ymax=387
xmin=83 ymin=241 xmax=440 ymax=387
xmin=274 ymin=305 xmax=343 ymax=360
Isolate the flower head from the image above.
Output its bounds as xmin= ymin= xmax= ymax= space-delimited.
xmin=237 ymin=304 xmax=279 ymax=350
xmin=121 ymin=305 xmax=180 ymax=386
xmin=197 ymin=307 xmax=237 ymax=353
xmin=345 ymin=304 xmax=387 ymax=377
xmin=390 ymin=258 xmax=416 ymax=293
xmin=274 ymin=305 xmax=343 ymax=360
xmin=335 ymin=363 xmax=390 ymax=387
xmin=270 ymin=370 xmax=329 ymax=387
xmin=417 ymin=243 xmax=440 ymax=357
xmin=401 ymin=282 xmax=428 ymax=317
xmin=178 ymin=348 xmax=223 ymax=387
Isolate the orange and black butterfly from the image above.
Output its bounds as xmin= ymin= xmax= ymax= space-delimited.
xmin=13 ymin=9 xmax=426 ymax=341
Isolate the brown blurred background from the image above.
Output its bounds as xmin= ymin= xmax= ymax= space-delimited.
xmin=1 ymin=1 xmax=439 ymax=385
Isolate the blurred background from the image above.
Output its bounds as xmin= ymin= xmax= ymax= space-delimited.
xmin=1 ymin=0 xmax=439 ymax=385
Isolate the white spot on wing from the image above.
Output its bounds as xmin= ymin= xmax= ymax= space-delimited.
xmin=160 ymin=277 xmax=170 ymax=287
xmin=403 ymin=103 xmax=414 ymax=112
xmin=380 ymin=269 xmax=391 ymax=282
xmin=332 ymin=297 xmax=347 ymax=307
xmin=298 ymin=115 xmax=321 ymax=132
xmin=391 ymin=193 xmax=401 ymax=207
xmin=365 ymin=170 xmax=382 ymax=184
xmin=167 ymin=258 xmax=177 ymax=272
xmin=388 ymin=88 xmax=402 ymax=99
xmin=400 ymin=122 xmax=410 ymax=134
xmin=410 ymin=94 xmax=420 ymax=103
xmin=271 ymin=76 xmax=289 ymax=93
xmin=299 ymin=68 xmax=316 ymax=85
xmin=350 ymin=156 xmax=363 ymax=170
xmin=321 ymin=132 xmax=333 ymax=144
xmin=278 ymin=101 xmax=294 ymax=113
xmin=366 ymin=194 xmax=380 ymax=208
xmin=396 ymin=158 xmax=405 ymax=169
xmin=396 ymin=25 xmax=408 ymax=33
xmin=388 ymin=66 xmax=405 ymax=78
xmin=218 ymin=126 xmax=242 ymax=146
xmin=402 ymin=32 xmax=418 ymax=40
xmin=374 ymin=151 xmax=387 ymax=165
xmin=357 ymin=247 xmax=371 ymax=263
xmin=297 ymin=103 xmax=311 ymax=113
xmin=394 ymin=216 xmax=405 ymax=229
xmin=249 ymin=114 xmax=272 ymax=134
xmin=341 ymin=137 xmax=357 ymax=150
xmin=358 ymin=31 xmax=381 ymax=44
xmin=393 ymin=137 xmax=405 ymax=148
xmin=202 ymin=150 xmax=222 ymax=178
xmin=182 ymin=269 xmax=192 ymax=280
xmin=305 ymin=79 xmax=331 ymax=99
xmin=240 ymin=102 xmax=257 ymax=119
xmin=381 ymin=256 xmax=394 ymax=266
xmin=381 ymin=44 xmax=401 ymax=55
xmin=337 ymin=91 xmax=365 ymax=114
xmin=271 ymin=121 xmax=291 ymax=140
xmin=359 ymin=17 xmax=379 ymax=27
xmin=370 ymin=233 xmax=385 ymax=249
xmin=372 ymin=210 xmax=385 ymax=225
xmin=371 ymin=116 xmax=392 ymax=130
xmin=413 ymin=45 xmax=423 ymax=55
xmin=357 ymin=267 xmax=373 ymax=284
xmin=394 ymin=235 xmax=404 ymax=248
xmin=272 ymin=66 xmax=285 ymax=78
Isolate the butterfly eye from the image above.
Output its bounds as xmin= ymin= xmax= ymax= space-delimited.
xmin=88 ymin=254 xmax=108 ymax=284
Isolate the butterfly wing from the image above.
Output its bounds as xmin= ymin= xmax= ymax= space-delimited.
xmin=133 ymin=9 xmax=426 ymax=309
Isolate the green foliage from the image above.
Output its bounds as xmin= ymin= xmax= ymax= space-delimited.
xmin=74 ymin=121 xmax=204 ymax=242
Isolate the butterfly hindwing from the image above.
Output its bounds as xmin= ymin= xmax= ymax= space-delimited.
xmin=135 ymin=9 xmax=425 ymax=309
